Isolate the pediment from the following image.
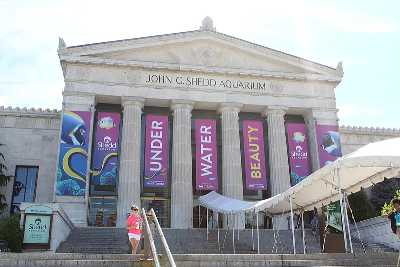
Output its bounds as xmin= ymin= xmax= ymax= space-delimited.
xmin=59 ymin=30 xmax=342 ymax=80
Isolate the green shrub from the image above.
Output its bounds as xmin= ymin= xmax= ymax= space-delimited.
xmin=380 ymin=189 xmax=400 ymax=216
xmin=0 ymin=214 xmax=23 ymax=252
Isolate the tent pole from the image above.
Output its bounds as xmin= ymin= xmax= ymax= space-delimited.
xmin=256 ymin=212 xmax=260 ymax=254
xmin=343 ymin=192 xmax=353 ymax=254
xmin=339 ymin=191 xmax=349 ymax=253
xmin=301 ymin=211 xmax=306 ymax=254
xmin=289 ymin=196 xmax=296 ymax=254
xmin=217 ymin=212 xmax=220 ymax=250
xmin=207 ymin=208 xmax=209 ymax=241
xmin=337 ymin=165 xmax=349 ymax=253
xmin=252 ymin=212 xmax=254 ymax=251
xmin=232 ymin=213 xmax=235 ymax=254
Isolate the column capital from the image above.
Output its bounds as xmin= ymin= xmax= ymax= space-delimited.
xmin=170 ymin=100 xmax=194 ymax=111
xmin=121 ymin=97 xmax=144 ymax=108
xmin=218 ymin=102 xmax=243 ymax=114
xmin=261 ymin=106 xmax=288 ymax=117
xmin=308 ymin=108 xmax=339 ymax=125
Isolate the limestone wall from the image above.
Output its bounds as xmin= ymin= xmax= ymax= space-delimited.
xmin=0 ymin=106 xmax=60 ymax=217
xmin=340 ymin=125 xmax=400 ymax=155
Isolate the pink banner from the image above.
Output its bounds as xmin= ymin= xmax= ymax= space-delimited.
xmin=316 ymin=124 xmax=342 ymax=167
xmin=195 ymin=119 xmax=218 ymax=190
xmin=286 ymin=122 xmax=311 ymax=185
xmin=242 ymin=120 xmax=267 ymax=190
xmin=144 ymin=114 xmax=169 ymax=188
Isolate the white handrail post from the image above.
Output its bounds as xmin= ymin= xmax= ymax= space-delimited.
xmin=343 ymin=193 xmax=353 ymax=254
xmin=206 ymin=208 xmax=209 ymax=241
xmin=301 ymin=211 xmax=306 ymax=254
xmin=198 ymin=206 xmax=201 ymax=228
xmin=149 ymin=209 xmax=176 ymax=267
xmin=256 ymin=212 xmax=260 ymax=254
xmin=289 ymin=196 xmax=296 ymax=254
xmin=252 ymin=212 xmax=254 ymax=251
xmin=217 ymin=212 xmax=220 ymax=250
xmin=142 ymin=208 xmax=160 ymax=267
xmin=232 ymin=213 xmax=235 ymax=254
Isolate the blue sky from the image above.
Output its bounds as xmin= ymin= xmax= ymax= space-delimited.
xmin=0 ymin=0 xmax=399 ymax=128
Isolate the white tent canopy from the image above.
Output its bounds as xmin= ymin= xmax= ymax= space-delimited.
xmin=199 ymin=137 xmax=400 ymax=215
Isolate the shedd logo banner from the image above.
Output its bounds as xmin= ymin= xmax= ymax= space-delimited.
xmin=286 ymin=122 xmax=311 ymax=185
xmin=23 ymin=215 xmax=51 ymax=244
xmin=90 ymin=112 xmax=121 ymax=194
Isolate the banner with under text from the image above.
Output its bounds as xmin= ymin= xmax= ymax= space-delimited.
xmin=195 ymin=119 xmax=218 ymax=190
xmin=242 ymin=120 xmax=268 ymax=190
xmin=144 ymin=114 xmax=169 ymax=188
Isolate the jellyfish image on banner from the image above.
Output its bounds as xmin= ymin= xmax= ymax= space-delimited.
xmin=56 ymin=111 xmax=91 ymax=196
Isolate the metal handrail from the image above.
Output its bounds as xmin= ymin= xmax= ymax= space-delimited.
xmin=150 ymin=208 xmax=176 ymax=267
xmin=142 ymin=208 xmax=160 ymax=267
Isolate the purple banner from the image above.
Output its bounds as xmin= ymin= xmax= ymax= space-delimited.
xmin=144 ymin=115 xmax=169 ymax=188
xmin=242 ymin=120 xmax=267 ymax=190
xmin=56 ymin=111 xmax=91 ymax=196
xmin=90 ymin=112 xmax=121 ymax=194
xmin=316 ymin=124 xmax=342 ymax=167
xmin=286 ymin=122 xmax=311 ymax=185
xmin=195 ymin=119 xmax=218 ymax=190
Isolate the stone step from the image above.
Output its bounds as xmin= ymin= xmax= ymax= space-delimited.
xmin=2 ymin=252 xmax=400 ymax=267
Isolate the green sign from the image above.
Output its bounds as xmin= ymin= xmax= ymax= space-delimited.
xmin=23 ymin=214 xmax=51 ymax=244
xmin=327 ymin=201 xmax=342 ymax=232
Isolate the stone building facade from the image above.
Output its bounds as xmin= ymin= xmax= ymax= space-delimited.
xmin=1 ymin=18 xmax=399 ymax=229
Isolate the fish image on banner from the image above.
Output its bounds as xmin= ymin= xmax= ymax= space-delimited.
xmin=242 ymin=120 xmax=268 ymax=190
xmin=316 ymin=124 xmax=342 ymax=167
xmin=56 ymin=111 xmax=91 ymax=196
xmin=195 ymin=119 xmax=218 ymax=190
xmin=90 ymin=112 xmax=121 ymax=194
xmin=286 ymin=122 xmax=311 ymax=185
xmin=143 ymin=114 xmax=169 ymax=188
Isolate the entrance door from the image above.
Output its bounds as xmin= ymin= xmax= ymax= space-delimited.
xmin=88 ymin=197 xmax=117 ymax=227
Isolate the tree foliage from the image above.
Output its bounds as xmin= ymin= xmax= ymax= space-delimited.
xmin=0 ymin=144 xmax=12 ymax=213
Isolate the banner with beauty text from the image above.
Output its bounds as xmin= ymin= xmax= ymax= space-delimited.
xmin=144 ymin=114 xmax=169 ymax=188
xmin=242 ymin=120 xmax=267 ymax=190
xmin=90 ymin=112 xmax=121 ymax=195
xmin=195 ymin=119 xmax=218 ymax=190
xmin=286 ymin=122 xmax=311 ymax=185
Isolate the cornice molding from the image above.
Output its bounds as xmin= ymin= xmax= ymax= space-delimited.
xmin=60 ymin=55 xmax=341 ymax=83
xmin=340 ymin=125 xmax=400 ymax=135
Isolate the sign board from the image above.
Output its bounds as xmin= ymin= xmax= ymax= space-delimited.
xmin=23 ymin=204 xmax=52 ymax=249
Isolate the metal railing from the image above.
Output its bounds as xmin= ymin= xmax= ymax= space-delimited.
xmin=142 ymin=208 xmax=176 ymax=267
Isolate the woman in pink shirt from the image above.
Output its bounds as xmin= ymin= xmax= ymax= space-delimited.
xmin=127 ymin=204 xmax=143 ymax=254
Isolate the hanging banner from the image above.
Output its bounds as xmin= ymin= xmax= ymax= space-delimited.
xmin=56 ymin=111 xmax=91 ymax=196
xmin=90 ymin=112 xmax=121 ymax=194
xmin=195 ymin=119 xmax=218 ymax=190
xmin=286 ymin=122 xmax=311 ymax=185
xmin=316 ymin=124 xmax=342 ymax=167
xmin=242 ymin=120 xmax=267 ymax=190
xmin=144 ymin=114 xmax=169 ymax=187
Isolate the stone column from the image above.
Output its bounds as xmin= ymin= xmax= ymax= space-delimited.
xmin=304 ymin=111 xmax=320 ymax=172
xmin=170 ymin=100 xmax=194 ymax=229
xmin=219 ymin=103 xmax=244 ymax=229
xmin=263 ymin=106 xmax=291 ymax=229
xmin=116 ymin=97 xmax=144 ymax=227
xmin=54 ymin=93 xmax=95 ymax=227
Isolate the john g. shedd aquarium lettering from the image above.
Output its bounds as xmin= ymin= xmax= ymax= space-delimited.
xmin=146 ymin=73 xmax=267 ymax=91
